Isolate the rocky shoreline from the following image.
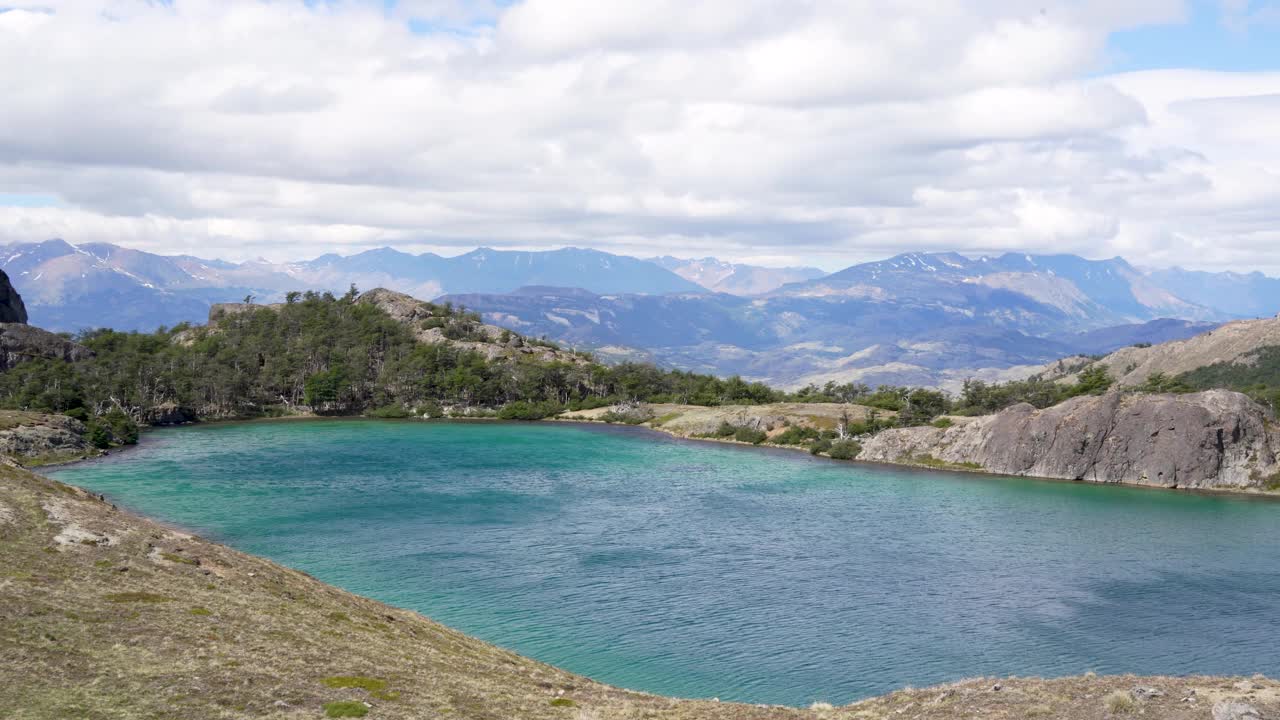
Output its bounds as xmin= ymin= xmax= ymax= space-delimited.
xmin=557 ymin=392 xmax=1280 ymax=495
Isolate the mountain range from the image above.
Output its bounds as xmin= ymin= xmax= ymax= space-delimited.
xmin=2 ymin=239 xmax=1277 ymax=388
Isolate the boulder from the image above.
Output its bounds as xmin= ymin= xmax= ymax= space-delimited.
xmin=1213 ymin=699 xmax=1263 ymax=720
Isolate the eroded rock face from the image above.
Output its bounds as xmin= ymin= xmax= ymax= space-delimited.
xmin=0 ymin=269 xmax=28 ymax=324
xmin=860 ymin=390 xmax=1280 ymax=489
xmin=0 ymin=322 xmax=93 ymax=371
xmin=0 ymin=413 xmax=88 ymax=460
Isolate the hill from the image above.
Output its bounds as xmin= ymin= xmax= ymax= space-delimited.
xmin=444 ymin=286 xmax=1221 ymax=389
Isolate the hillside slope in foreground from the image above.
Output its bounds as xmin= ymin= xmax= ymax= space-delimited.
xmin=3 ymin=460 xmax=1279 ymax=720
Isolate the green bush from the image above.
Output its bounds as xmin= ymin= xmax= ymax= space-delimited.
xmin=809 ymin=438 xmax=833 ymax=456
xmin=86 ymin=419 xmax=113 ymax=449
xmin=733 ymin=426 xmax=768 ymax=445
xmin=415 ymin=402 xmax=444 ymax=418
xmin=827 ymin=439 xmax=862 ymax=460
xmin=497 ymin=400 xmax=563 ymax=421
xmin=769 ymin=425 xmax=820 ymax=446
xmin=63 ymin=407 xmax=89 ymax=422
xmin=709 ymin=421 xmax=737 ymax=438
xmin=366 ymin=404 xmax=410 ymax=419
xmin=931 ymin=417 xmax=954 ymax=429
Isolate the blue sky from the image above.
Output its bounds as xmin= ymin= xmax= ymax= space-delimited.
xmin=1108 ymin=0 xmax=1280 ymax=72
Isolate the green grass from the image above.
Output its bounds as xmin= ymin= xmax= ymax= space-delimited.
xmin=549 ymin=698 xmax=576 ymax=707
xmin=323 ymin=700 xmax=370 ymax=718
xmin=104 ymin=592 xmax=171 ymax=604
xmin=322 ymin=676 xmax=398 ymax=701
xmin=650 ymin=412 xmax=683 ymax=427
xmin=189 ymin=607 xmax=212 ymax=616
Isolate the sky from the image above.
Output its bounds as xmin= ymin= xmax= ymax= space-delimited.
xmin=1 ymin=1 xmax=1280 ymax=272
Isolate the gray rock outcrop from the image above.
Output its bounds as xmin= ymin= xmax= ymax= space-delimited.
xmin=0 ymin=269 xmax=28 ymax=324
xmin=860 ymin=390 xmax=1280 ymax=489
xmin=0 ymin=413 xmax=88 ymax=459
xmin=0 ymin=322 xmax=93 ymax=371
xmin=1213 ymin=699 xmax=1263 ymax=720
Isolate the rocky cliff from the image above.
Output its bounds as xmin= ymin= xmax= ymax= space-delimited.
xmin=0 ymin=275 xmax=92 ymax=371
xmin=0 ymin=269 xmax=28 ymax=324
xmin=0 ymin=322 xmax=94 ymax=372
xmin=860 ymin=390 xmax=1280 ymax=489
xmin=0 ymin=410 xmax=89 ymax=462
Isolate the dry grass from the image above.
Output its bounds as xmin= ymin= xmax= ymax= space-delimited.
xmin=2 ymin=461 xmax=1278 ymax=720
xmin=1104 ymin=690 xmax=1136 ymax=714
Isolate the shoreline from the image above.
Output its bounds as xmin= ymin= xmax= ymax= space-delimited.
xmin=42 ymin=409 xmax=1280 ymax=499
xmin=552 ymin=415 xmax=1280 ymax=501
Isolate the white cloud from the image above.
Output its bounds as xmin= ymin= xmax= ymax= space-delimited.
xmin=1 ymin=0 xmax=1280 ymax=273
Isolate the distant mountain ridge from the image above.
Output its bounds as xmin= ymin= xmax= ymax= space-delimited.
xmin=649 ymin=256 xmax=824 ymax=295
xmin=2 ymin=240 xmax=1277 ymax=390
xmin=773 ymin=252 xmax=1221 ymax=325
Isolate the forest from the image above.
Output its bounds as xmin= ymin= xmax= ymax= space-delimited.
xmin=2 ymin=291 xmax=1233 ymax=440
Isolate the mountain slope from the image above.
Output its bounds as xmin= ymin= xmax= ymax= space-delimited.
xmin=775 ymin=252 xmax=1223 ymax=326
xmin=1146 ymin=267 xmax=1280 ymax=318
xmin=1056 ymin=315 xmax=1280 ymax=388
xmin=650 ymin=256 xmax=825 ymax=295
xmin=0 ymin=241 xmax=706 ymax=332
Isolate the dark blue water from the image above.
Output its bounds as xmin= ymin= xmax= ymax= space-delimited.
xmin=49 ymin=420 xmax=1280 ymax=706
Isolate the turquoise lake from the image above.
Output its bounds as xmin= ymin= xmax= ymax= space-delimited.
xmin=49 ymin=419 xmax=1280 ymax=706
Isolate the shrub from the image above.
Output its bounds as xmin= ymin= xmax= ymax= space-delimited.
xmin=323 ymin=701 xmax=369 ymax=718
xmin=63 ymin=407 xmax=89 ymax=422
xmin=415 ymin=402 xmax=444 ymax=419
xmin=712 ymin=421 xmax=737 ymax=438
xmin=104 ymin=408 xmax=139 ymax=445
xmin=827 ymin=439 xmax=862 ymax=460
xmin=733 ymin=426 xmax=768 ymax=445
xmin=86 ymin=419 xmax=113 ymax=449
xmin=366 ymin=404 xmax=410 ymax=419
xmin=809 ymin=438 xmax=833 ymax=456
xmin=769 ymin=425 xmax=820 ymax=446
xmin=931 ymin=417 xmax=954 ymax=429
xmin=1104 ymin=690 xmax=1136 ymax=714
xmin=497 ymin=400 xmax=563 ymax=421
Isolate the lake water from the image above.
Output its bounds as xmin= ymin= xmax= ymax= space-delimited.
xmin=49 ymin=419 xmax=1280 ymax=706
